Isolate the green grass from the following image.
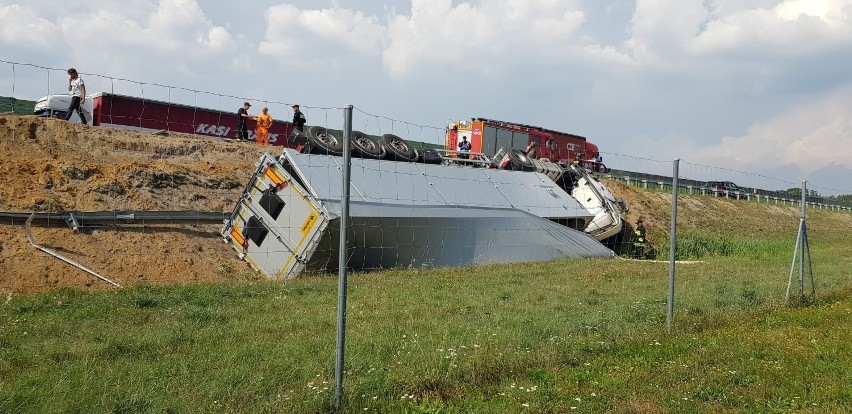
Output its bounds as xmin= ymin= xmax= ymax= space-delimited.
xmin=2 ymin=176 xmax=851 ymax=412
xmin=658 ymin=233 xmax=793 ymax=260
xmin=2 ymin=249 xmax=851 ymax=412
xmin=0 ymin=96 xmax=36 ymax=115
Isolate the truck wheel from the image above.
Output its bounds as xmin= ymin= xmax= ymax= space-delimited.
xmin=350 ymin=131 xmax=384 ymax=159
xmin=381 ymin=134 xmax=418 ymax=162
xmin=307 ymin=126 xmax=344 ymax=155
xmin=508 ymin=150 xmax=535 ymax=172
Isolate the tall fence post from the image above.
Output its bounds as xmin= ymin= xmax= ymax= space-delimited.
xmin=334 ymin=105 xmax=353 ymax=410
xmin=785 ymin=180 xmax=816 ymax=304
xmin=799 ymin=181 xmax=806 ymax=299
xmin=667 ymin=158 xmax=679 ymax=332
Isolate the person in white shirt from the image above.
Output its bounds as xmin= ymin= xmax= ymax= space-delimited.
xmin=64 ymin=68 xmax=87 ymax=124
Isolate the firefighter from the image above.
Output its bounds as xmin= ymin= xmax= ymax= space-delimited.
xmin=634 ymin=219 xmax=647 ymax=258
xmin=458 ymin=136 xmax=472 ymax=159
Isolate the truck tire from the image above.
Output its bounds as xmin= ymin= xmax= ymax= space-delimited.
xmin=350 ymin=131 xmax=384 ymax=159
xmin=306 ymin=126 xmax=344 ymax=156
xmin=381 ymin=134 xmax=418 ymax=162
xmin=508 ymin=150 xmax=535 ymax=172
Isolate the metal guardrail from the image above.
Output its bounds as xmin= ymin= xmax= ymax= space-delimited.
xmin=0 ymin=210 xmax=229 ymax=229
xmin=607 ymin=171 xmax=852 ymax=211
xmin=25 ymin=213 xmax=121 ymax=287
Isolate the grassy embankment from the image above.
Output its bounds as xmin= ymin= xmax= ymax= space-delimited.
xmin=0 ymin=96 xmax=36 ymax=116
xmin=2 ymin=183 xmax=851 ymax=413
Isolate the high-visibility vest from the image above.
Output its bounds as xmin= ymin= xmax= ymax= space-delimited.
xmin=634 ymin=229 xmax=646 ymax=246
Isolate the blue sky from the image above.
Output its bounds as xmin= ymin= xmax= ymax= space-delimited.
xmin=2 ymin=0 xmax=851 ymax=194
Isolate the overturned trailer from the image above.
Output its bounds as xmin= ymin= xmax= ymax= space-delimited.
xmin=222 ymin=151 xmax=614 ymax=279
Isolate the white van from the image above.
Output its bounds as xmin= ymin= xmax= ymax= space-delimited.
xmin=33 ymin=94 xmax=94 ymax=125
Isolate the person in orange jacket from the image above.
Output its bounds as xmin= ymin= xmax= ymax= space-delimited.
xmin=256 ymin=107 xmax=273 ymax=145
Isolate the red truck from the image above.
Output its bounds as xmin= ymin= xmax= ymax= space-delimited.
xmin=34 ymin=92 xmax=298 ymax=146
xmin=445 ymin=117 xmax=606 ymax=171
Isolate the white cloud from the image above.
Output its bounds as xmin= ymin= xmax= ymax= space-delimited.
xmin=382 ymin=0 xmax=586 ymax=78
xmin=700 ymin=85 xmax=852 ymax=172
xmin=0 ymin=4 xmax=60 ymax=48
xmin=577 ymin=44 xmax=638 ymax=68
xmin=690 ymin=0 xmax=852 ymax=57
xmin=624 ymin=0 xmax=709 ymax=66
xmin=776 ymin=0 xmax=846 ymax=21
xmin=258 ymin=4 xmax=386 ymax=68
xmin=617 ymin=83 xmax=852 ymax=191
xmin=145 ymin=0 xmax=237 ymax=52
xmin=0 ymin=0 xmax=238 ymax=76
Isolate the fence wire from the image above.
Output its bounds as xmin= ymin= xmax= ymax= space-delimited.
xmin=2 ymin=59 xmax=852 ymax=413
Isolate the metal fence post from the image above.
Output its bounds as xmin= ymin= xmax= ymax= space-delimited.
xmin=667 ymin=158 xmax=679 ymax=332
xmin=799 ymin=181 xmax=806 ymax=299
xmin=334 ymin=105 xmax=353 ymax=410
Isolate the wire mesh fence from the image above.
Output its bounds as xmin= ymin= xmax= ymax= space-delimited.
xmin=3 ymin=59 xmax=852 ymax=412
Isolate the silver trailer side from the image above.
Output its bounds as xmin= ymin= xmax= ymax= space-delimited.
xmin=222 ymin=151 xmax=613 ymax=279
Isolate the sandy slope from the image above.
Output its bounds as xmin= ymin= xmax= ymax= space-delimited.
xmin=0 ymin=115 xmax=272 ymax=293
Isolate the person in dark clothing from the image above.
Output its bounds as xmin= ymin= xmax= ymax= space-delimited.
xmin=634 ymin=219 xmax=647 ymax=258
xmin=292 ymin=104 xmax=306 ymax=132
xmin=457 ymin=136 xmax=472 ymax=159
xmin=64 ymin=68 xmax=87 ymax=124
xmin=236 ymin=102 xmax=253 ymax=141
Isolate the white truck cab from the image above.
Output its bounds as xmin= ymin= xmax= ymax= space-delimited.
xmin=33 ymin=94 xmax=93 ymax=125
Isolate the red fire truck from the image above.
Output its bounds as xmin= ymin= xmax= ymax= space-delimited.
xmin=445 ymin=118 xmax=604 ymax=169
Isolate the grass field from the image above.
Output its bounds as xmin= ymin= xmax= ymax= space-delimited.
xmin=2 ymin=189 xmax=851 ymax=412
xmin=0 ymin=96 xmax=36 ymax=115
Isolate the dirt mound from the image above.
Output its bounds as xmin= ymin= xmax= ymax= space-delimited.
xmin=0 ymin=115 xmax=272 ymax=293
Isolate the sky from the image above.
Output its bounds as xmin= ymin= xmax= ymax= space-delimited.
xmin=1 ymin=0 xmax=851 ymax=195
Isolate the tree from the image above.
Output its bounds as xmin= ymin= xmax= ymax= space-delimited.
xmin=827 ymin=194 xmax=852 ymax=203
xmin=778 ymin=188 xmax=821 ymax=198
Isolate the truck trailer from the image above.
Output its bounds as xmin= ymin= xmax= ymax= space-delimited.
xmin=34 ymin=92 xmax=299 ymax=145
xmin=221 ymin=151 xmax=614 ymax=280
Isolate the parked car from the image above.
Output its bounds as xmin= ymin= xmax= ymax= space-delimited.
xmin=701 ymin=181 xmax=747 ymax=199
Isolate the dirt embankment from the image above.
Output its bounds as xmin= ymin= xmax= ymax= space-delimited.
xmin=604 ymin=178 xmax=852 ymax=243
xmin=0 ymin=115 xmax=272 ymax=293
